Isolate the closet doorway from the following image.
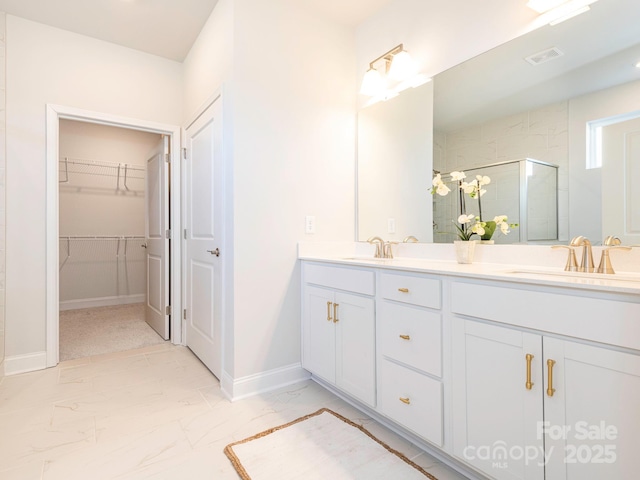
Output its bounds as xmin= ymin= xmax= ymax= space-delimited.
xmin=57 ymin=120 xmax=170 ymax=361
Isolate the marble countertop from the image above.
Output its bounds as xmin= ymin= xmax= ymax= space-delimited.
xmin=298 ymin=242 xmax=640 ymax=296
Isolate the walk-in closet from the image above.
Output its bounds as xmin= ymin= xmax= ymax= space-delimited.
xmin=58 ymin=120 xmax=167 ymax=361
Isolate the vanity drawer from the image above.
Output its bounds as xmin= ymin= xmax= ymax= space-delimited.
xmin=378 ymin=358 xmax=443 ymax=447
xmin=303 ymin=262 xmax=374 ymax=296
xmin=379 ymin=302 xmax=442 ymax=377
xmin=451 ymin=281 xmax=640 ymax=351
xmin=380 ymin=272 xmax=441 ymax=309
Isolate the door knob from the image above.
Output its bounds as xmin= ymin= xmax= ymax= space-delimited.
xmin=207 ymin=248 xmax=220 ymax=257
xmin=141 ymin=243 xmax=147 ymax=249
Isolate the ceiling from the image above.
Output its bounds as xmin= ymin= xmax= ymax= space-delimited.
xmin=0 ymin=0 xmax=393 ymax=62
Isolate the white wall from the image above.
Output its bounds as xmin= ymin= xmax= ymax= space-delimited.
xmin=230 ymin=0 xmax=356 ymax=379
xmin=5 ymin=15 xmax=183 ymax=359
xmin=182 ymin=0 xmax=234 ymax=119
xmin=180 ymin=0 xmax=357 ymax=384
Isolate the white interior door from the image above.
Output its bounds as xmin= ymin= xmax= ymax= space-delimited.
xmin=184 ymin=98 xmax=223 ymax=378
xmin=602 ymin=117 xmax=640 ymax=244
xmin=145 ymin=135 xmax=170 ymax=339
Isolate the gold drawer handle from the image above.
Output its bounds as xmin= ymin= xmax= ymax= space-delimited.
xmin=547 ymin=359 xmax=556 ymax=397
xmin=399 ymin=397 xmax=411 ymax=405
xmin=326 ymin=301 xmax=332 ymax=322
xmin=399 ymin=335 xmax=411 ymax=341
xmin=398 ymin=288 xmax=409 ymax=293
xmin=333 ymin=303 xmax=339 ymax=323
xmin=525 ymin=353 xmax=534 ymax=390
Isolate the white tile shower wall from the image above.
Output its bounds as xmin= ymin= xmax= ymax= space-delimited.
xmin=433 ymin=100 xmax=569 ymax=242
xmin=0 ymin=12 xmax=5 ymax=375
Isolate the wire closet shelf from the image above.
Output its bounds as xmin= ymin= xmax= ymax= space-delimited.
xmin=59 ymin=235 xmax=146 ymax=271
xmin=59 ymin=157 xmax=146 ymax=190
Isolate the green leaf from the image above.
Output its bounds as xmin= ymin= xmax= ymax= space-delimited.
xmin=481 ymin=220 xmax=496 ymax=240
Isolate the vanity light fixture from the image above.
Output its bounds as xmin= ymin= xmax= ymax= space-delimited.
xmin=388 ymin=49 xmax=415 ymax=81
xmin=360 ymin=44 xmax=431 ymax=106
xmin=360 ymin=67 xmax=385 ymax=97
xmin=360 ymin=44 xmax=415 ymax=97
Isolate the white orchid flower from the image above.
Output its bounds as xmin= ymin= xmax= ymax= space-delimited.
xmin=458 ymin=214 xmax=474 ymax=224
xmin=435 ymin=183 xmax=451 ymax=196
xmin=471 ymin=222 xmax=485 ymax=236
xmin=451 ymin=171 xmax=466 ymax=181
xmin=431 ymin=174 xmax=451 ymax=197
xmin=431 ymin=173 xmax=451 ymax=196
xmin=493 ymin=215 xmax=511 ymax=235
xmin=460 ymin=180 xmax=477 ymax=195
xmin=476 ymin=175 xmax=491 ymax=186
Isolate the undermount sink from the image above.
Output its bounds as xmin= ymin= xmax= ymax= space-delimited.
xmin=504 ymin=268 xmax=640 ymax=283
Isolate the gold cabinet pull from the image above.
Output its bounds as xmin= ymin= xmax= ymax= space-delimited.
xmin=398 ymin=288 xmax=409 ymax=293
xmin=525 ymin=353 xmax=534 ymax=390
xmin=326 ymin=301 xmax=333 ymax=322
xmin=333 ymin=303 xmax=339 ymax=323
xmin=547 ymin=359 xmax=556 ymax=397
xmin=399 ymin=334 xmax=411 ymax=341
xmin=399 ymin=397 xmax=411 ymax=405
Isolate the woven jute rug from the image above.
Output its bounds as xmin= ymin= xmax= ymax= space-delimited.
xmin=224 ymin=408 xmax=438 ymax=480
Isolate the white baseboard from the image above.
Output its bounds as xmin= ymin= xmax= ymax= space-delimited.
xmin=60 ymin=294 xmax=145 ymax=311
xmin=221 ymin=363 xmax=311 ymax=401
xmin=4 ymin=351 xmax=48 ymax=375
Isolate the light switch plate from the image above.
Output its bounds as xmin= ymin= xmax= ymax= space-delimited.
xmin=388 ymin=218 xmax=396 ymax=234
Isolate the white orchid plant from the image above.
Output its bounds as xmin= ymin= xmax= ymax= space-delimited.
xmin=431 ymin=171 xmax=517 ymax=241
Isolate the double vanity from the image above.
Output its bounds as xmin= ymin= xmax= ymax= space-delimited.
xmin=299 ymin=242 xmax=640 ymax=480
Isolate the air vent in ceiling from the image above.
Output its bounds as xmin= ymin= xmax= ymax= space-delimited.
xmin=524 ymin=47 xmax=564 ymax=66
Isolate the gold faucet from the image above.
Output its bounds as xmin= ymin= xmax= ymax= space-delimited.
xmin=403 ymin=236 xmax=419 ymax=243
xmin=383 ymin=241 xmax=398 ymax=259
xmin=551 ymin=244 xmax=578 ymax=271
xmin=367 ymin=236 xmax=385 ymax=258
xmin=597 ymin=236 xmax=631 ymax=274
xmin=570 ymin=236 xmax=595 ymax=272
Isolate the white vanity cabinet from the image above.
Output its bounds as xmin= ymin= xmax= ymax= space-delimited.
xmin=302 ymin=262 xmax=376 ymax=407
xmin=543 ymin=338 xmax=640 ymax=480
xmin=376 ymin=272 xmax=445 ymax=447
xmin=451 ymin=280 xmax=640 ymax=480
xmin=452 ymin=318 xmax=545 ymax=480
xmin=300 ymin=256 xmax=640 ymax=480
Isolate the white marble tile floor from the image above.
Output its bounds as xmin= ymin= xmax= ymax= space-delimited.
xmin=0 ymin=344 xmax=470 ymax=480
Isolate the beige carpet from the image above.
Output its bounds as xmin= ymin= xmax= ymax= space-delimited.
xmin=59 ymin=303 xmax=167 ymax=361
xmin=224 ymin=408 xmax=438 ymax=480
